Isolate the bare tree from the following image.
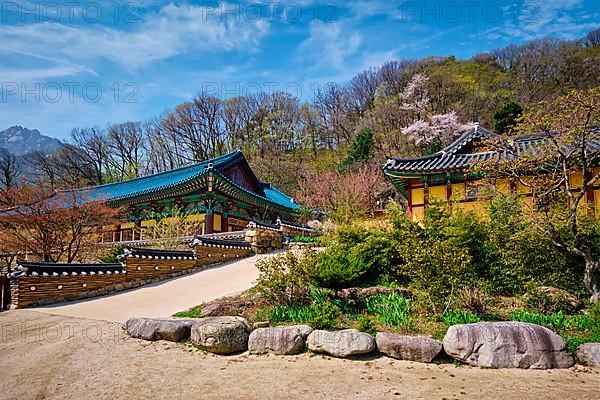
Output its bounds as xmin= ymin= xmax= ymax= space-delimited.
xmin=0 ymin=150 xmax=20 ymax=192
xmin=107 ymin=121 xmax=147 ymax=180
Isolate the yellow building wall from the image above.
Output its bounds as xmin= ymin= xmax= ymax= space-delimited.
xmin=214 ymin=213 xmax=222 ymax=232
xmin=454 ymin=201 xmax=487 ymax=216
xmin=570 ymin=171 xmax=584 ymax=188
xmin=496 ymin=178 xmax=510 ymax=195
xmin=429 ymin=185 xmax=447 ymax=202
xmin=516 ymin=181 xmax=531 ymax=194
xmin=411 ymin=187 xmax=425 ymax=205
xmin=412 ymin=206 xmax=425 ymax=221
xmin=451 ymin=183 xmax=465 ymax=201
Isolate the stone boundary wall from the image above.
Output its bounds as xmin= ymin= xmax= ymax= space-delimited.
xmin=9 ymin=241 xmax=255 ymax=309
xmin=276 ymin=218 xmax=316 ymax=238
xmin=245 ymin=221 xmax=283 ymax=254
xmin=191 ymin=237 xmax=255 ymax=264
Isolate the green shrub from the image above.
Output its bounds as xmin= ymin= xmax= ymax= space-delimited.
xmin=173 ymin=307 xmax=202 ymax=318
xmin=99 ymin=244 xmax=125 ymax=263
xmin=573 ymin=303 xmax=600 ymax=332
xmin=255 ymin=250 xmax=317 ymax=306
xmin=589 ymin=302 xmax=600 ymax=327
xmin=308 ymin=301 xmax=341 ymax=329
xmin=441 ymin=310 xmax=481 ymax=326
xmin=561 ymin=332 xmax=600 ymax=356
xmin=291 ymin=236 xmax=318 ymax=243
xmin=355 ymin=313 xmax=378 ymax=336
xmin=364 ymin=292 xmax=414 ymax=330
xmin=269 ymin=305 xmax=318 ymax=324
xmin=313 ymin=246 xmax=374 ymax=290
xmin=398 ymin=238 xmax=475 ymax=314
xmin=510 ymin=310 xmax=571 ymax=330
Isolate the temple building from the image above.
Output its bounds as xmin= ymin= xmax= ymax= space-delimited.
xmin=69 ymin=149 xmax=301 ymax=243
xmin=382 ymin=123 xmax=600 ymax=221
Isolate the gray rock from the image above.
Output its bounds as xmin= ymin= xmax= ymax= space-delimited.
xmin=443 ymin=322 xmax=574 ymax=369
xmin=191 ymin=316 xmax=253 ymax=354
xmin=577 ymin=343 xmax=600 ymax=366
xmin=307 ymin=329 xmax=376 ymax=358
xmin=248 ymin=325 xmax=313 ymax=355
xmin=376 ymin=333 xmax=442 ymax=363
xmin=125 ymin=318 xmax=195 ymax=342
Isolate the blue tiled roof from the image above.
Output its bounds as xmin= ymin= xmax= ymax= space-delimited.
xmin=64 ymin=149 xmax=300 ymax=211
xmin=262 ymin=184 xmax=300 ymax=210
xmin=66 ymin=150 xmax=242 ymax=202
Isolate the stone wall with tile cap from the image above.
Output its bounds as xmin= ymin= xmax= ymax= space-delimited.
xmin=245 ymin=221 xmax=283 ymax=254
xmin=118 ymin=247 xmax=198 ymax=282
xmin=10 ymin=246 xmax=210 ymax=309
xmin=190 ymin=237 xmax=255 ymax=265
xmin=9 ymin=262 xmax=129 ymax=308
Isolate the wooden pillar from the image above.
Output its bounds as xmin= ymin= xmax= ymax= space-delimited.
xmin=222 ymin=212 xmax=229 ymax=233
xmin=205 ymin=210 xmax=214 ymax=235
xmin=407 ymin=183 xmax=413 ymax=220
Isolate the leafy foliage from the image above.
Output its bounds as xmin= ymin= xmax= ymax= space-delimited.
xmin=339 ymin=128 xmax=374 ymax=171
xmin=255 ymin=250 xmax=317 ymax=306
xmin=441 ymin=310 xmax=481 ymax=326
xmin=364 ymin=292 xmax=414 ymax=330
xmin=308 ymin=301 xmax=342 ymax=330
xmin=355 ymin=313 xmax=379 ymax=335
xmin=493 ymin=101 xmax=523 ymax=134
xmin=510 ymin=310 xmax=572 ymax=330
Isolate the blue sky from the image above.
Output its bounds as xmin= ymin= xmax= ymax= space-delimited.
xmin=0 ymin=0 xmax=598 ymax=139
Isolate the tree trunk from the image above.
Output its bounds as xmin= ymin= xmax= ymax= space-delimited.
xmin=584 ymin=257 xmax=600 ymax=304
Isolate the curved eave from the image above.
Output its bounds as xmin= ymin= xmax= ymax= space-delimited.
xmin=108 ymin=170 xmax=298 ymax=215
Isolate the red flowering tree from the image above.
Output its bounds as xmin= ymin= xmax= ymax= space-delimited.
xmin=295 ymin=165 xmax=386 ymax=223
xmin=0 ymin=186 xmax=119 ymax=263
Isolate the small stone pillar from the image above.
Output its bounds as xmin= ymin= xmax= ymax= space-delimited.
xmin=245 ymin=222 xmax=283 ymax=254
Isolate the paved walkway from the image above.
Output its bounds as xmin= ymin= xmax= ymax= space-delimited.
xmin=32 ymin=255 xmax=266 ymax=323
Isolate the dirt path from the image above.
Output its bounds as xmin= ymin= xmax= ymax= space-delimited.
xmin=0 ymin=310 xmax=598 ymax=400
xmin=31 ymin=255 xmax=265 ymax=323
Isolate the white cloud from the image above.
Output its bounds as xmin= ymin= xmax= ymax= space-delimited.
xmin=297 ymin=21 xmax=362 ymax=69
xmin=0 ymin=2 xmax=271 ymax=71
xmin=482 ymin=0 xmax=597 ymax=41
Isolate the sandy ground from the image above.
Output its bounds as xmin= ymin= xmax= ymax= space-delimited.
xmin=1 ymin=310 xmax=599 ymax=400
xmin=31 ymin=255 xmax=266 ymax=323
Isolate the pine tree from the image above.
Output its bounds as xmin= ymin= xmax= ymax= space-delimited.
xmin=494 ymin=102 xmax=523 ymax=134
xmin=340 ymin=129 xmax=373 ymax=171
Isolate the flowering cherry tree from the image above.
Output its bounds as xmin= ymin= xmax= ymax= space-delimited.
xmin=402 ymin=112 xmax=470 ymax=151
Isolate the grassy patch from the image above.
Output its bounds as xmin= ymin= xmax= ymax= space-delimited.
xmin=441 ymin=310 xmax=481 ymax=326
xmin=173 ymin=306 xmax=202 ymax=318
xmin=364 ymin=292 xmax=414 ymax=331
xmin=561 ymin=332 xmax=600 ymax=356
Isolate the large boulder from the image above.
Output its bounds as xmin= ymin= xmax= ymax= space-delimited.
xmin=307 ymin=329 xmax=376 ymax=358
xmin=443 ymin=322 xmax=574 ymax=369
xmin=248 ymin=325 xmax=313 ymax=355
xmin=577 ymin=343 xmax=600 ymax=366
xmin=375 ymin=333 xmax=442 ymax=363
xmin=125 ymin=318 xmax=195 ymax=342
xmin=191 ymin=316 xmax=253 ymax=354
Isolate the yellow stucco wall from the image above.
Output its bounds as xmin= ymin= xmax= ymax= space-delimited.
xmin=429 ymin=185 xmax=447 ymax=202
xmin=452 ymin=183 xmax=465 ymax=201
xmin=411 ymin=187 xmax=425 ymax=205
xmin=214 ymin=213 xmax=222 ymax=231
xmin=412 ymin=206 xmax=425 ymax=221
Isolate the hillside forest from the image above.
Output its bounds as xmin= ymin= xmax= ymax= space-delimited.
xmin=1 ymin=28 xmax=599 ymax=218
